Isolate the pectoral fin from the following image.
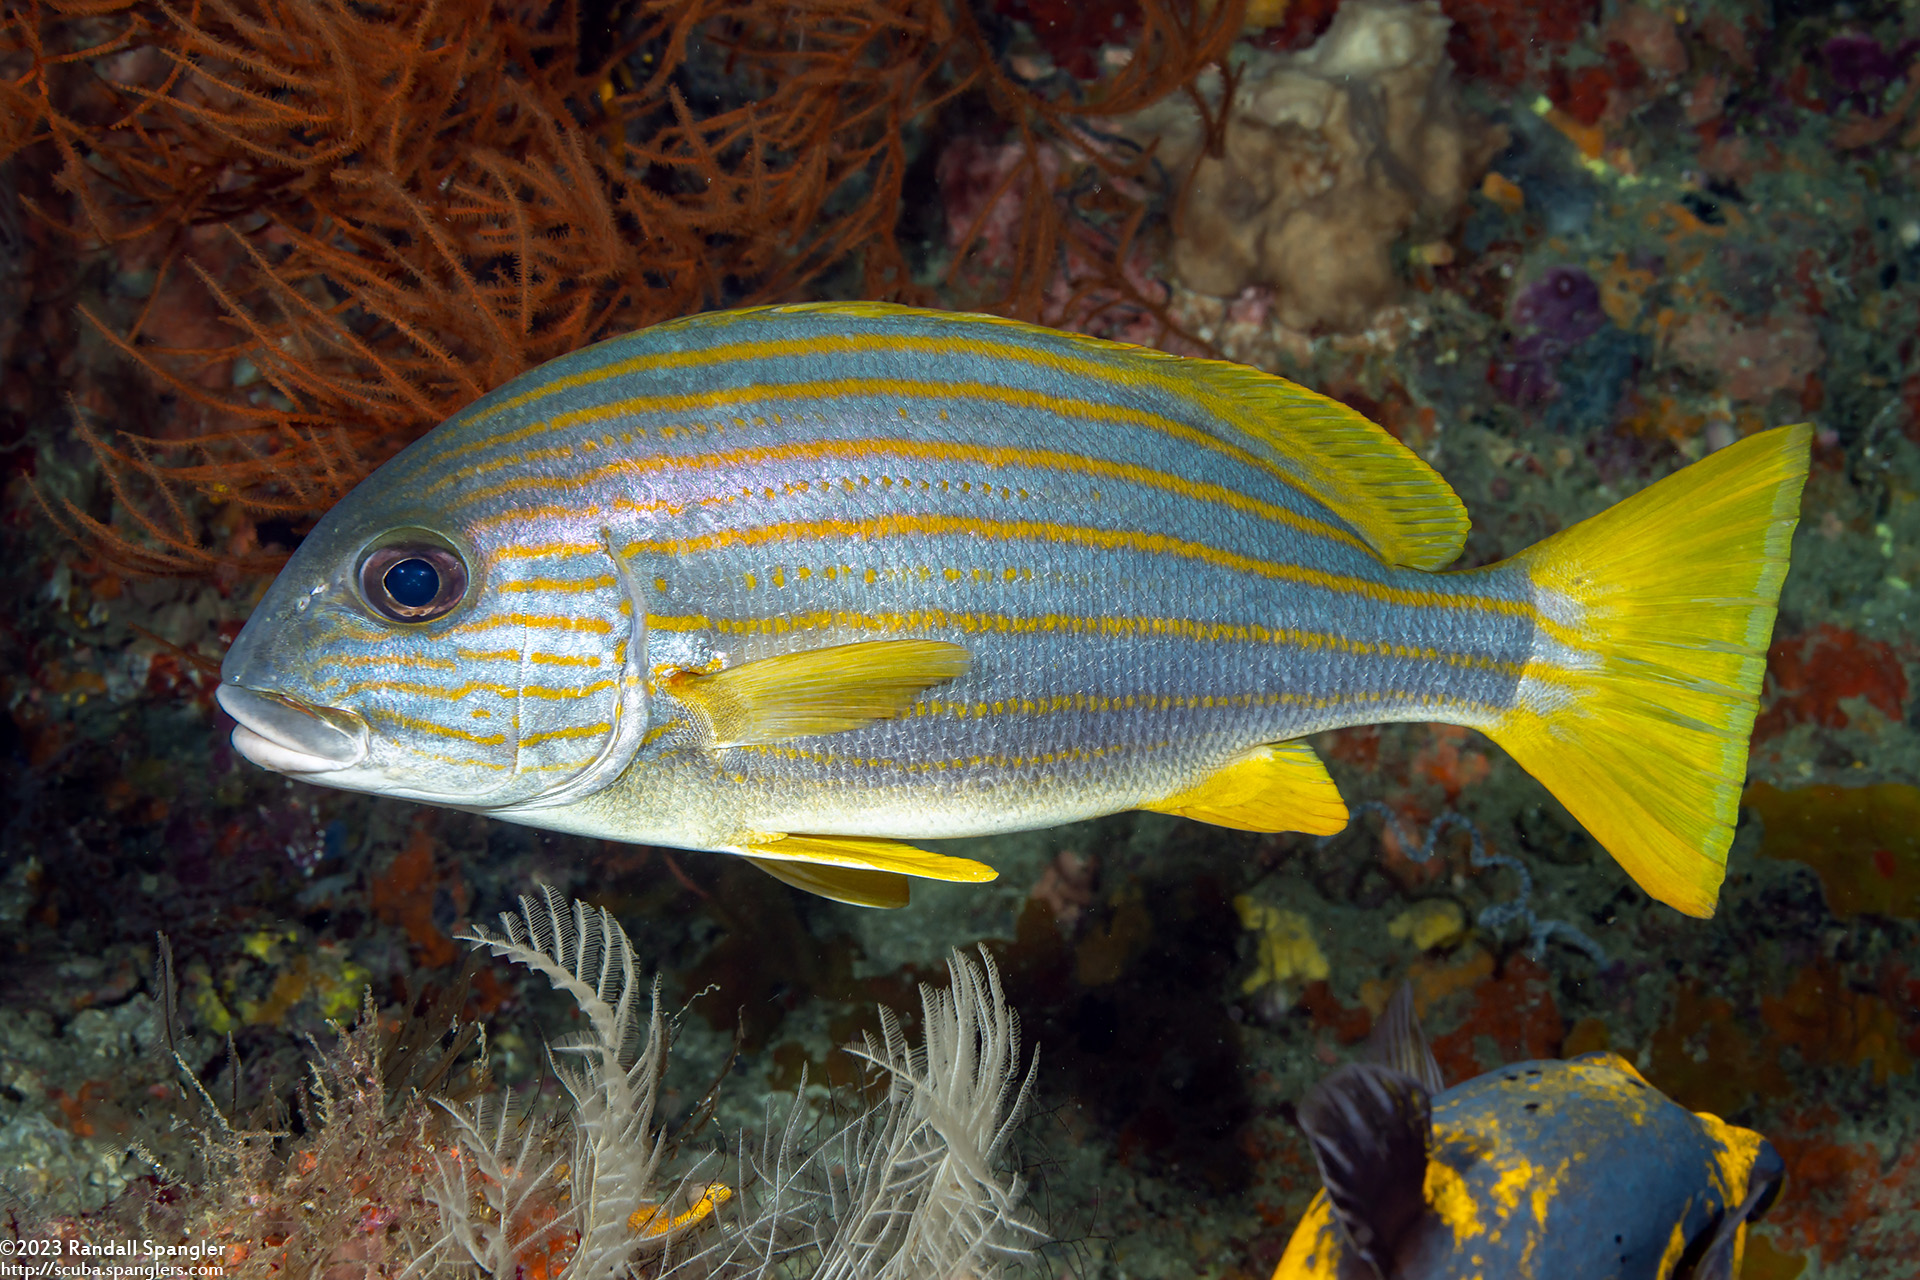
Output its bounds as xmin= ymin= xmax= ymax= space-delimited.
xmin=744 ymin=833 xmax=998 ymax=885
xmin=669 ymin=640 xmax=971 ymax=747
xmin=747 ymin=857 xmax=911 ymax=909
xmin=1141 ymin=741 xmax=1349 ymax=835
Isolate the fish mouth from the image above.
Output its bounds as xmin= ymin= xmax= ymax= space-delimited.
xmin=217 ymin=684 xmax=370 ymax=774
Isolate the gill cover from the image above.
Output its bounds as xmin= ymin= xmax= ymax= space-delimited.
xmin=490 ymin=530 xmax=652 ymax=814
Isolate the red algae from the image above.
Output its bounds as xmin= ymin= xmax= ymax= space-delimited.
xmin=994 ymin=0 xmax=1143 ymax=78
xmin=1299 ymin=980 xmax=1373 ymax=1045
xmin=368 ymin=816 xmax=462 ymax=968
xmin=1441 ymin=0 xmax=1594 ymax=86
xmin=1409 ymin=725 xmax=1493 ymax=802
xmin=1767 ymin=1108 xmax=1920 ymax=1266
xmin=1426 ymin=952 xmax=1562 ymax=1082
xmin=1754 ymin=624 xmax=1910 ymax=736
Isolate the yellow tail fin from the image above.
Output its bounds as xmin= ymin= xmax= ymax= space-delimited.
xmin=1486 ymin=424 xmax=1811 ymax=918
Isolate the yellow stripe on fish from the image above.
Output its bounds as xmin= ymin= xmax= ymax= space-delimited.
xmin=448 ymin=435 xmax=1376 ymax=553
xmin=617 ymin=513 xmax=1532 ymax=612
xmin=216 ymin=302 xmax=1811 ymax=917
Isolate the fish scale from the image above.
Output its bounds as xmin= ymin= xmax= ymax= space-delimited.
xmin=218 ymin=302 xmax=1810 ymax=914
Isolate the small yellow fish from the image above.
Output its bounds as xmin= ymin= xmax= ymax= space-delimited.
xmin=1276 ymin=987 xmax=1784 ymax=1279
xmin=215 ymin=303 xmax=1809 ymax=912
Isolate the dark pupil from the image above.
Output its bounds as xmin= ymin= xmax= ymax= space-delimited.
xmin=384 ymin=558 xmax=440 ymax=608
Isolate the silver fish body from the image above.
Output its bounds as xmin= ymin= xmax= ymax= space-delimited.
xmin=219 ymin=303 xmax=1809 ymax=912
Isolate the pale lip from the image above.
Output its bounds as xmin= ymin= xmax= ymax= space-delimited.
xmin=217 ymin=684 xmax=370 ymax=774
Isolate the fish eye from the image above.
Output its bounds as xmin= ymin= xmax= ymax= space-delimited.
xmin=358 ymin=541 xmax=469 ymax=623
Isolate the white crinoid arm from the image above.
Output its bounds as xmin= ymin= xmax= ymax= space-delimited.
xmin=457 ymin=885 xmax=668 ymax=1280
xmin=824 ymin=946 xmax=1045 ymax=1280
xmin=419 ymin=1091 xmax=571 ymax=1279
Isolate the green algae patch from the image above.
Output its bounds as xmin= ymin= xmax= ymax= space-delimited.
xmin=1745 ymin=782 xmax=1920 ymax=918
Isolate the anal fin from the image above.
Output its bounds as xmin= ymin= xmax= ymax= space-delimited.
xmin=1140 ymin=741 xmax=1349 ymax=835
xmin=669 ymin=639 xmax=969 ymax=747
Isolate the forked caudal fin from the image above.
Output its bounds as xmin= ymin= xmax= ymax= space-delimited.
xmin=1486 ymin=423 xmax=1811 ymax=918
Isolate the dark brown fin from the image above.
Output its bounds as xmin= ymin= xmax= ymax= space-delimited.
xmin=1298 ymin=1063 xmax=1433 ymax=1278
xmin=1682 ymin=1140 xmax=1785 ymax=1280
xmin=1366 ymin=983 xmax=1445 ymax=1095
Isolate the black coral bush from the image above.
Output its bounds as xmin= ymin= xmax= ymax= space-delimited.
xmin=3 ymin=0 xmax=1242 ymax=576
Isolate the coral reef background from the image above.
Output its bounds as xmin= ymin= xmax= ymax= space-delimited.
xmin=4 ymin=0 xmax=1920 ymax=1276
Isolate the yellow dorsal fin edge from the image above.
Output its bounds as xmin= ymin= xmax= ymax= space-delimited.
xmin=756 ymin=301 xmax=1470 ymax=572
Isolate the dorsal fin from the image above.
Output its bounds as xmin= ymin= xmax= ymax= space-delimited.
xmin=1184 ymin=359 xmax=1470 ymax=570
xmin=1298 ymin=1063 xmax=1432 ymax=1277
xmin=773 ymin=302 xmax=1469 ymax=570
xmin=1367 ymin=983 xmax=1445 ymax=1095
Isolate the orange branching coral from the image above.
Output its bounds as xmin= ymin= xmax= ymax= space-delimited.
xmin=611 ymin=0 xmax=961 ymax=307
xmin=8 ymin=0 xmax=635 ymax=573
xmin=607 ymin=0 xmax=1243 ymax=319
xmin=5 ymin=0 xmax=1243 ymax=576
